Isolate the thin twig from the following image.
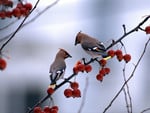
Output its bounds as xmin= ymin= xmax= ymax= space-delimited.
xmin=141 ymin=107 xmax=150 ymax=113
xmin=123 ymin=64 xmax=132 ymax=113
xmin=122 ymin=24 xmax=127 ymax=35
xmin=123 ymin=87 xmax=130 ymax=113
xmin=103 ymin=37 xmax=150 ymax=113
xmin=0 ymin=19 xmax=18 ymax=31
xmin=78 ymin=76 xmax=89 ymax=113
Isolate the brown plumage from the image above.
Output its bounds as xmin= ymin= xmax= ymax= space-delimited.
xmin=49 ymin=48 xmax=72 ymax=85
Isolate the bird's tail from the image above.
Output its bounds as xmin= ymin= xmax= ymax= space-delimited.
xmin=49 ymin=81 xmax=56 ymax=89
xmin=102 ymin=52 xmax=112 ymax=60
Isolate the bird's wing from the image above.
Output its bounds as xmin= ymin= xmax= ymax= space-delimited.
xmin=49 ymin=61 xmax=66 ymax=85
xmin=82 ymin=41 xmax=106 ymax=52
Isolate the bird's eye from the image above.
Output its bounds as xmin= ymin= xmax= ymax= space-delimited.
xmin=64 ymin=52 xmax=68 ymax=58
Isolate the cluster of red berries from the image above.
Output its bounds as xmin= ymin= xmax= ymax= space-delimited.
xmin=108 ymin=49 xmax=131 ymax=63
xmin=0 ymin=1 xmax=32 ymax=19
xmin=33 ymin=106 xmax=59 ymax=113
xmin=73 ymin=61 xmax=92 ymax=74
xmin=96 ymin=49 xmax=131 ymax=81
xmin=0 ymin=57 xmax=7 ymax=71
xmin=96 ymin=59 xmax=110 ymax=81
xmin=64 ymin=81 xmax=81 ymax=98
xmin=145 ymin=26 xmax=150 ymax=34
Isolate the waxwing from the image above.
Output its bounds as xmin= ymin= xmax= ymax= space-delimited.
xmin=75 ymin=31 xmax=109 ymax=58
xmin=49 ymin=48 xmax=72 ymax=86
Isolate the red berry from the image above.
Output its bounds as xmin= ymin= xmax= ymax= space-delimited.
xmin=47 ymin=87 xmax=54 ymax=95
xmin=5 ymin=11 xmax=12 ymax=18
xmin=64 ymin=88 xmax=73 ymax=98
xmin=0 ymin=58 xmax=7 ymax=70
xmin=50 ymin=109 xmax=58 ymax=113
xmin=5 ymin=0 xmax=13 ymax=7
xmin=75 ymin=60 xmax=82 ymax=66
xmin=24 ymin=3 xmax=33 ymax=10
xmin=16 ymin=3 xmax=24 ymax=9
xmin=73 ymin=66 xmax=79 ymax=74
xmin=145 ymin=26 xmax=150 ymax=34
xmin=43 ymin=106 xmax=51 ymax=113
xmin=117 ymin=54 xmax=123 ymax=61
xmin=123 ymin=54 xmax=131 ymax=63
xmin=99 ymin=68 xmax=106 ymax=75
xmin=70 ymin=82 xmax=79 ymax=89
xmin=96 ymin=73 xmax=103 ymax=81
xmin=33 ymin=107 xmax=42 ymax=113
xmin=51 ymin=106 xmax=59 ymax=111
xmin=107 ymin=50 xmax=115 ymax=57
xmin=12 ymin=8 xmax=21 ymax=18
xmin=72 ymin=89 xmax=81 ymax=98
xmin=104 ymin=67 xmax=110 ymax=74
xmin=115 ymin=50 xmax=123 ymax=56
xmin=20 ymin=7 xmax=27 ymax=16
xmin=99 ymin=59 xmax=107 ymax=67
xmin=84 ymin=64 xmax=92 ymax=73
xmin=77 ymin=64 xmax=85 ymax=72
xmin=0 ymin=11 xmax=6 ymax=19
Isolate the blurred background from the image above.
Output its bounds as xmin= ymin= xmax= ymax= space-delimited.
xmin=0 ymin=0 xmax=150 ymax=113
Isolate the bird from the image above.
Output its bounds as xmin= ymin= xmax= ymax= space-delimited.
xmin=49 ymin=48 xmax=72 ymax=87
xmin=75 ymin=31 xmax=110 ymax=59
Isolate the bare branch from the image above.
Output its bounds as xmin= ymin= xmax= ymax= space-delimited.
xmin=106 ymin=15 xmax=150 ymax=50
xmin=78 ymin=76 xmax=89 ymax=113
xmin=123 ymin=87 xmax=130 ymax=113
xmin=141 ymin=107 xmax=150 ymax=113
xmin=0 ymin=20 xmax=18 ymax=30
xmin=123 ymin=64 xmax=132 ymax=113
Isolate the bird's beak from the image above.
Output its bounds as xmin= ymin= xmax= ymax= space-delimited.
xmin=68 ymin=54 xmax=72 ymax=58
xmin=75 ymin=42 xmax=77 ymax=46
xmin=65 ymin=53 xmax=72 ymax=58
xmin=75 ymin=37 xmax=78 ymax=46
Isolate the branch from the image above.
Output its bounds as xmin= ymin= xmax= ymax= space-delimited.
xmin=103 ymin=37 xmax=150 ymax=113
xmin=0 ymin=0 xmax=60 ymax=43
xmin=141 ymin=107 xmax=150 ymax=113
xmin=123 ymin=64 xmax=132 ymax=113
xmin=123 ymin=88 xmax=130 ymax=113
xmin=0 ymin=0 xmax=40 ymax=52
xmin=78 ymin=76 xmax=89 ymax=113
xmin=106 ymin=15 xmax=150 ymax=50
xmin=0 ymin=20 xmax=18 ymax=30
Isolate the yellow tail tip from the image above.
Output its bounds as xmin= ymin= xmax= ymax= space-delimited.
xmin=49 ymin=84 xmax=56 ymax=89
xmin=103 ymin=56 xmax=112 ymax=60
